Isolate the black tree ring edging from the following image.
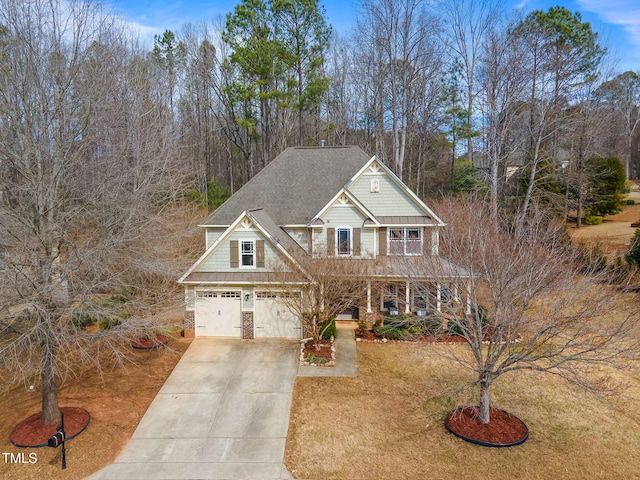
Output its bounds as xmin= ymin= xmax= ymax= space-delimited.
xmin=445 ymin=407 xmax=529 ymax=448
xmin=10 ymin=407 xmax=91 ymax=448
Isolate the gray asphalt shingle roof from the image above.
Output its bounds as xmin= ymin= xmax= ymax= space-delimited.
xmin=202 ymin=146 xmax=372 ymax=226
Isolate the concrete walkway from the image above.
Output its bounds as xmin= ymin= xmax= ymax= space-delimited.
xmin=89 ymin=338 xmax=299 ymax=480
xmin=298 ymin=322 xmax=357 ymax=377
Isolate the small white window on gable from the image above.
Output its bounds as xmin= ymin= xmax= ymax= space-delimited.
xmin=241 ymin=240 xmax=255 ymax=267
xmin=370 ymin=178 xmax=380 ymax=193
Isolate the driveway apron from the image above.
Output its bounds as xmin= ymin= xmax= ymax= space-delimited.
xmin=90 ymin=338 xmax=299 ymax=480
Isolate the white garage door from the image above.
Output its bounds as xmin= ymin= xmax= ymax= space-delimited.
xmin=255 ymin=292 xmax=301 ymax=338
xmin=195 ymin=291 xmax=242 ymax=337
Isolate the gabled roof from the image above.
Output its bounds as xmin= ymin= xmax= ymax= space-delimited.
xmin=179 ymin=209 xmax=308 ymax=284
xmin=202 ymin=146 xmax=372 ymax=226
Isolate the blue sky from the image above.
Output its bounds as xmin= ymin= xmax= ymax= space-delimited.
xmin=106 ymin=0 xmax=640 ymax=72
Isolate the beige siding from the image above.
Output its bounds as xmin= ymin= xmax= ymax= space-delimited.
xmin=205 ymin=228 xmax=226 ymax=249
xmin=185 ymin=286 xmax=195 ymax=310
xmin=283 ymin=227 xmax=310 ymax=253
xmin=349 ymin=172 xmax=425 ymax=217
xmin=315 ymin=202 xmax=375 ymax=258
xmin=197 ymin=229 xmax=288 ymax=273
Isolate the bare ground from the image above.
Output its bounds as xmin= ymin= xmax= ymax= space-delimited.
xmin=570 ymin=189 xmax=640 ymax=257
xmin=0 ymin=329 xmax=191 ymax=480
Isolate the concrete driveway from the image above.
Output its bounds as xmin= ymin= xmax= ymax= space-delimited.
xmin=89 ymin=338 xmax=299 ymax=480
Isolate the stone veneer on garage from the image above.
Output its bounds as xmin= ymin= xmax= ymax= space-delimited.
xmin=242 ymin=312 xmax=254 ymax=339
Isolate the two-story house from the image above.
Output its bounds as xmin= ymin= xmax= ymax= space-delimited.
xmin=178 ymin=146 xmax=467 ymax=339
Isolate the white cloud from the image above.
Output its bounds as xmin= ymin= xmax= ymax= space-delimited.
xmin=577 ymin=0 xmax=640 ymax=47
xmin=576 ymin=0 xmax=640 ymax=70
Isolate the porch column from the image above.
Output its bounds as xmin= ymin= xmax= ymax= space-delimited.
xmin=367 ymin=281 xmax=372 ymax=313
xmin=405 ymin=281 xmax=410 ymax=313
xmin=436 ymin=283 xmax=442 ymax=312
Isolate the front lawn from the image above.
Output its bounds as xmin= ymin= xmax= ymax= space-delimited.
xmin=285 ymin=341 xmax=640 ymax=479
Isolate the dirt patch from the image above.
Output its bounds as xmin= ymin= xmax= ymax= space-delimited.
xmin=131 ymin=334 xmax=170 ymax=350
xmin=0 ymin=335 xmax=190 ymax=479
xmin=571 ymin=203 xmax=640 ymax=256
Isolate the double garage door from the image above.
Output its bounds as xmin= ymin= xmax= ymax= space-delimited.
xmin=195 ymin=290 xmax=300 ymax=338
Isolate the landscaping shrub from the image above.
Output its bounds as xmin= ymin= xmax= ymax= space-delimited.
xmin=419 ymin=316 xmax=443 ymax=336
xmin=584 ymin=214 xmax=603 ymax=225
xmin=71 ymin=312 xmax=96 ymax=329
xmin=373 ymin=324 xmax=404 ymax=340
xmin=383 ymin=313 xmax=413 ymax=327
xmin=355 ymin=319 xmax=369 ymax=337
xmin=99 ymin=318 xmax=122 ymax=330
xmin=627 ymin=199 xmax=636 ymax=205
xmin=320 ymin=318 xmax=336 ymax=340
xmin=400 ymin=325 xmax=424 ymax=340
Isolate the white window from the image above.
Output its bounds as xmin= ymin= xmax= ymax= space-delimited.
xmin=241 ymin=240 xmax=255 ymax=267
xmin=337 ymin=227 xmax=352 ymax=255
xmin=370 ymin=178 xmax=380 ymax=193
xmin=389 ymin=228 xmax=422 ymax=255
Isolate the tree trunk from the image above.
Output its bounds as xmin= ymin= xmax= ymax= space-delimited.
xmin=41 ymin=339 xmax=61 ymax=425
xmin=479 ymin=379 xmax=491 ymax=424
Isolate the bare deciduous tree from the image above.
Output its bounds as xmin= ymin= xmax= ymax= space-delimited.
xmin=273 ymin=256 xmax=368 ymax=349
xmin=0 ymin=0 xmax=187 ymax=426
xmin=417 ymin=196 xmax=640 ymax=424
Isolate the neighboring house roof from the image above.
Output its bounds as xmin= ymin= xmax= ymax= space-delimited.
xmin=202 ymin=146 xmax=372 ymax=226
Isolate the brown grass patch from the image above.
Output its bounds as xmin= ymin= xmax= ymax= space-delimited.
xmin=0 ymin=334 xmax=190 ymax=479
xmin=285 ymin=342 xmax=640 ymax=480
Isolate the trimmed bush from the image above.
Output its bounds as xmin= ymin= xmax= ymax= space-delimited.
xmin=374 ymin=324 xmax=404 ymax=340
xmin=584 ymin=215 xmax=603 ymax=225
xmin=320 ymin=317 xmax=336 ymax=340
xmin=627 ymin=199 xmax=636 ymax=205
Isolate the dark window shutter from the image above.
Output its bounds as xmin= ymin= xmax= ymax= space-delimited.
xmin=327 ymin=228 xmax=335 ymax=256
xmin=230 ymin=240 xmax=239 ymax=268
xmin=256 ymin=240 xmax=265 ymax=267
xmin=353 ymin=228 xmax=361 ymax=256
xmin=378 ymin=227 xmax=387 ymax=256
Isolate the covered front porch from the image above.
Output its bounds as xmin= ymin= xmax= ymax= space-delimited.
xmin=362 ymin=279 xmax=472 ymax=319
xmin=349 ymin=256 xmax=473 ymax=321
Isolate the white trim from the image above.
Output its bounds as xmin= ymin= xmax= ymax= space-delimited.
xmin=239 ymin=240 xmax=256 ymax=268
xmin=308 ymin=188 xmax=380 ymax=227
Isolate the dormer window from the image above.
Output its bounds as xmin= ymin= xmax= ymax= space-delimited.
xmin=370 ymin=178 xmax=380 ymax=193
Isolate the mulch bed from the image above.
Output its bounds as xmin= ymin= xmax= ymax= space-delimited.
xmin=445 ymin=406 xmax=528 ymax=447
xmin=301 ymin=340 xmax=335 ymax=366
xmin=10 ymin=407 xmax=91 ymax=448
xmin=131 ymin=334 xmax=170 ymax=350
